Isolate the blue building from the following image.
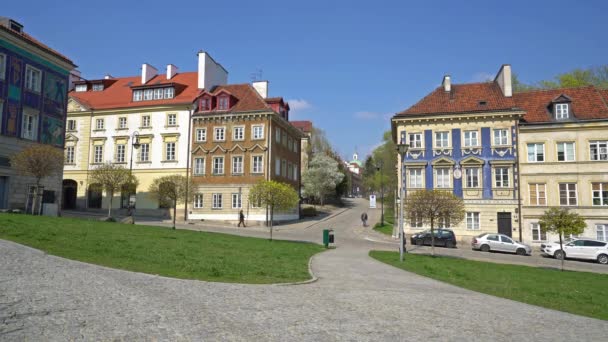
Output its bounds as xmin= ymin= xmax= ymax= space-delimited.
xmin=0 ymin=17 xmax=76 ymax=212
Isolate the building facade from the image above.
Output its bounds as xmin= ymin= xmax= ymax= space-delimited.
xmin=0 ymin=17 xmax=76 ymax=213
xmin=189 ymin=83 xmax=302 ymax=222
xmin=392 ymin=65 xmax=524 ymax=243
xmin=64 ymin=52 xmax=226 ymax=217
xmin=290 ymin=120 xmax=312 ymax=171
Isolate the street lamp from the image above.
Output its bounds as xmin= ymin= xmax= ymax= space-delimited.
xmin=396 ymin=142 xmax=409 ymax=262
xmin=376 ymin=160 xmax=384 ymax=227
xmin=128 ymin=131 xmax=141 ymax=217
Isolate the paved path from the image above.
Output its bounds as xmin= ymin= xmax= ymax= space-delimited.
xmin=1 ymin=199 xmax=607 ymax=341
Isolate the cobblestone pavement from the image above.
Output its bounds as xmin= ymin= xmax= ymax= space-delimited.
xmin=1 ymin=199 xmax=607 ymax=341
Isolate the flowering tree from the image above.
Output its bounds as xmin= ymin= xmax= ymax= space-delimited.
xmin=249 ymin=180 xmax=299 ymax=240
xmin=302 ymin=154 xmax=344 ymax=206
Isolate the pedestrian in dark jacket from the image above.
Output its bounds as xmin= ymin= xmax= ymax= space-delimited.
xmin=238 ymin=210 xmax=246 ymax=227
xmin=361 ymin=212 xmax=368 ymax=227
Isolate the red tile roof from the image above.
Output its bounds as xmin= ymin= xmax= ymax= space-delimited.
xmin=514 ymin=86 xmax=608 ymax=123
xmin=194 ymin=83 xmax=274 ymax=114
xmin=290 ymin=120 xmax=313 ymax=133
xmin=0 ymin=24 xmax=75 ymax=66
xmin=69 ymin=72 xmax=200 ymax=110
xmin=396 ymin=82 xmax=517 ymax=116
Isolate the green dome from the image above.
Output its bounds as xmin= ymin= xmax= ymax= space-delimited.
xmin=350 ymin=159 xmax=363 ymax=167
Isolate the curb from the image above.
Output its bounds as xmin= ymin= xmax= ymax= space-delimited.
xmin=305 ymin=208 xmax=350 ymax=229
xmin=274 ymin=251 xmax=322 ymax=286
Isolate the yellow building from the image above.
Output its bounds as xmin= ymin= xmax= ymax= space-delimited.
xmin=516 ymin=87 xmax=608 ymax=244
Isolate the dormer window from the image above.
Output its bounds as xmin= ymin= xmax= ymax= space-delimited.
xmin=218 ymin=96 xmax=229 ymax=110
xmin=75 ymin=84 xmax=87 ymax=92
xmin=133 ymin=87 xmax=174 ymax=102
xmin=164 ymin=87 xmax=174 ymax=99
xmin=133 ymin=90 xmax=143 ymax=101
xmin=200 ymin=98 xmax=211 ymax=111
xmin=92 ymin=83 xmax=104 ymax=91
xmin=556 ymin=103 xmax=569 ymax=119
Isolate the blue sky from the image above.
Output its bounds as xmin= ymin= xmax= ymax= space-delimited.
xmin=6 ymin=0 xmax=608 ymax=160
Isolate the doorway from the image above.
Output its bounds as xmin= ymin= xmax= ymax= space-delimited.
xmin=497 ymin=212 xmax=512 ymax=237
xmin=87 ymin=183 xmax=102 ymax=209
xmin=62 ymin=179 xmax=77 ymax=209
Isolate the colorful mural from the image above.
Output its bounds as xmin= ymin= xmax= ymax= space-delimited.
xmin=43 ymin=72 xmax=66 ymax=116
xmin=41 ymin=115 xmax=64 ymax=146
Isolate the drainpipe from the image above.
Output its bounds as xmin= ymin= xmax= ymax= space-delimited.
xmin=184 ymin=105 xmax=194 ymax=222
xmin=84 ymin=108 xmax=94 ymax=209
xmin=515 ymin=119 xmax=523 ymax=242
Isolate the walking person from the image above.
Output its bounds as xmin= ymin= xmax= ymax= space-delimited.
xmin=361 ymin=212 xmax=368 ymax=227
xmin=238 ymin=209 xmax=246 ymax=227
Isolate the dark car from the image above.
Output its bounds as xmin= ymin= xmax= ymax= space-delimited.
xmin=410 ymin=229 xmax=457 ymax=248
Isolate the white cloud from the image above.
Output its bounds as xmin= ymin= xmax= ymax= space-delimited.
xmin=287 ymin=99 xmax=312 ymax=117
xmin=470 ymin=72 xmax=494 ymax=83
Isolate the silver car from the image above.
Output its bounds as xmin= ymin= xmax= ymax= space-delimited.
xmin=472 ymin=233 xmax=532 ymax=256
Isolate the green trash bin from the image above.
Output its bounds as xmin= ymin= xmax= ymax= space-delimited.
xmin=323 ymin=229 xmax=334 ymax=248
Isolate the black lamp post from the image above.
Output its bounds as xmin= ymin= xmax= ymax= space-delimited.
xmin=128 ymin=131 xmax=141 ymax=217
xmin=396 ymin=142 xmax=409 ymax=262
xmin=376 ymin=160 xmax=384 ymax=226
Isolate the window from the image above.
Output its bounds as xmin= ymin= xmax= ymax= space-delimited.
xmin=597 ymin=224 xmax=608 ymax=242
xmin=529 ymin=184 xmax=546 ymax=206
xmin=194 ymin=157 xmax=205 ymax=175
xmin=275 ymin=158 xmax=281 ymax=175
xmin=65 ymin=146 xmax=75 ymax=164
xmin=214 ymin=127 xmax=225 ymax=141
xmin=590 ymin=141 xmax=608 ymax=161
xmin=557 ymin=142 xmax=575 ymax=161
xmin=232 ymin=156 xmax=243 ymax=174
xmin=465 ymin=168 xmax=480 ymax=188
xmin=281 ymin=159 xmax=287 ymax=177
xmin=253 ymin=125 xmax=264 ymax=140
xmin=464 ymin=131 xmax=479 ymax=147
xmin=115 ymin=144 xmax=125 ymax=163
xmin=466 ymin=212 xmax=480 ymax=230
xmin=139 ymin=143 xmax=149 ymax=162
xmin=21 ymin=113 xmax=38 ymax=140
xmin=165 ymin=142 xmax=176 ymax=161
xmin=275 ymin=128 xmax=281 ymax=143
xmin=143 ymin=89 xmax=153 ymax=101
xmin=0 ymin=53 xmax=6 ymax=79
xmin=167 ymin=114 xmax=177 ymax=126
xmin=500 ymin=236 xmax=514 ymax=244
xmin=592 ymin=183 xmax=608 ymax=206
xmin=435 ymin=168 xmax=450 ymax=188
xmin=118 ymin=117 xmax=127 ymax=129
xmin=25 ymin=65 xmax=42 ymax=92
xmin=212 ymin=193 xmax=223 ymax=209
xmin=141 ymin=115 xmax=150 ymax=127
xmin=409 ymin=169 xmax=423 ymax=188
xmin=493 ymin=129 xmax=508 ymax=146
xmin=494 ymin=167 xmax=509 ymax=187
xmin=409 ymin=133 xmax=422 ymax=148
xmin=153 ymin=88 xmax=163 ymax=100
xmin=232 ymin=193 xmax=242 ymax=209
xmin=67 ymin=119 xmax=76 ymax=131
xmin=252 ymin=155 xmax=263 ymax=173
xmin=410 ymin=213 xmax=423 ymax=228
xmin=233 ymin=126 xmax=244 ymax=141
xmin=435 ymin=132 xmax=449 ymax=148
xmin=94 ymin=145 xmax=104 ymax=163
xmin=559 ymin=183 xmax=577 ymax=206
xmin=213 ymin=157 xmax=224 ymax=174
xmin=133 ymin=90 xmax=143 ymax=101
xmin=96 ymin=118 xmax=104 ymax=130
xmin=527 ymin=143 xmax=544 ymax=162
xmin=194 ymin=194 xmax=203 ymax=208
xmin=164 ymin=87 xmax=174 ymax=99
xmin=75 ymin=84 xmax=87 ymax=92
xmin=92 ymin=83 xmax=104 ymax=91
xmin=191 ymin=129 xmax=204 ymax=143
xmin=218 ymin=96 xmax=229 ymax=110
xmin=437 ymin=217 xmax=450 ymax=228
xmin=531 ymin=223 xmax=546 ymax=241
xmin=200 ymin=98 xmax=210 ymax=111
xmin=555 ymin=103 xmax=569 ymax=119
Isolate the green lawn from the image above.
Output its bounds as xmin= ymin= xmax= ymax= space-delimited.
xmin=0 ymin=214 xmax=324 ymax=284
xmin=373 ymin=206 xmax=394 ymax=236
xmin=370 ymin=251 xmax=608 ymax=320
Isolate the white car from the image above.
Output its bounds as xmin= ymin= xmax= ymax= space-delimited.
xmin=540 ymin=238 xmax=608 ymax=264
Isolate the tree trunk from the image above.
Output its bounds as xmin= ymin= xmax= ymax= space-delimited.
xmin=559 ymin=233 xmax=564 ymax=271
xmin=33 ymin=179 xmax=41 ymax=215
xmin=172 ymin=200 xmax=177 ymax=229
xmin=107 ymin=190 xmax=113 ymax=218
xmin=430 ymin=218 xmax=435 ymax=257
xmin=270 ymin=205 xmax=274 ymax=241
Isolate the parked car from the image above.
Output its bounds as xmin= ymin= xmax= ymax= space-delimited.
xmin=471 ymin=233 xmax=531 ymax=255
xmin=540 ymin=238 xmax=608 ymax=264
xmin=410 ymin=229 xmax=457 ymax=248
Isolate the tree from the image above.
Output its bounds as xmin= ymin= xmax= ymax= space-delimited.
xmin=148 ymin=174 xmax=192 ymax=229
xmin=405 ymin=190 xmax=465 ymax=256
xmin=89 ymin=163 xmax=133 ymax=218
xmin=248 ymin=180 xmax=299 ymax=240
xmin=302 ymin=154 xmax=344 ymax=206
xmin=10 ymin=144 xmax=64 ymax=215
xmin=513 ymin=65 xmax=608 ymax=92
xmin=539 ymin=207 xmax=586 ymax=271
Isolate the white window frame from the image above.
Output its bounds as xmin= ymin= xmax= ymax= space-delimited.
xmin=141 ymin=115 xmax=150 ymax=127
xmin=165 ymin=142 xmax=176 ymax=161
xmin=232 ymin=193 xmax=242 ymax=209
xmin=213 ymin=157 xmax=224 ymax=175
xmin=96 ymin=118 xmax=104 ymax=130
xmin=143 ymin=89 xmax=153 ymax=100
xmin=409 ymin=168 xmax=423 ymax=188
xmin=555 ymin=103 xmax=569 ymax=119
xmin=139 ymin=143 xmax=149 ymax=162
xmin=214 ymin=127 xmax=226 ymax=141
xmin=232 ymin=156 xmax=243 ymax=174
xmin=434 ymin=132 xmax=449 ymax=148
xmin=531 ymin=223 xmax=547 ymax=242
xmin=592 ymin=183 xmax=608 ymax=206
xmin=118 ymin=117 xmax=127 ymax=129
xmin=559 ymin=183 xmax=577 ymax=206
xmin=164 ymin=87 xmax=174 ymax=99
xmin=153 ymin=88 xmax=163 ymax=100
xmin=529 ymin=183 xmax=546 ymax=206
xmin=196 ymin=128 xmax=207 ymax=142
xmin=94 ymin=145 xmax=104 ymax=163
xmin=115 ymin=144 xmax=126 ymax=163
xmin=435 ymin=168 xmax=450 ymax=188
xmin=194 ymin=194 xmax=204 ymax=208
xmin=464 ymin=130 xmax=479 ymax=147
xmin=92 ymin=83 xmax=104 ymax=92
xmin=493 ymin=129 xmax=509 ymax=146
xmin=466 ymin=212 xmax=480 ymax=230
xmin=194 ymin=157 xmax=205 ymax=175
xmin=527 ymin=143 xmax=545 ymax=162
xmin=67 ymin=119 xmax=76 ymax=131
xmin=167 ymin=113 xmax=177 ymax=126
xmin=65 ymin=146 xmax=75 ymax=164
xmin=275 ymin=158 xmax=281 ymax=176
xmin=275 ymin=128 xmax=281 ymax=143
xmin=252 ymin=155 xmax=263 ymax=174
xmin=133 ymin=90 xmax=143 ymax=101
xmin=465 ymin=167 xmax=480 ymax=188
xmin=557 ymin=142 xmax=575 ymax=162
xmin=233 ymin=126 xmax=244 ymax=141
xmin=410 ymin=213 xmax=423 ymax=229
xmin=21 ymin=112 xmax=38 ymax=140
xmin=75 ymin=84 xmax=87 ymax=92
xmin=252 ymin=125 xmax=264 ymax=140
xmin=408 ymin=133 xmax=422 ymax=149
xmin=494 ymin=167 xmax=509 ymax=188
xmin=218 ymin=96 xmax=229 ymax=110
xmin=597 ymin=224 xmax=608 ymax=242
xmin=212 ymin=193 xmax=222 ymax=209
xmin=25 ymin=65 xmax=42 ymax=93
xmin=589 ymin=140 xmax=608 ymax=161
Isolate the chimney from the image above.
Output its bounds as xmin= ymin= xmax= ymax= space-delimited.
xmin=197 ymin=51 xmax=228 ymax=90
xmin=167 ymin=64 xmax=178 ymax=80
xmin=252 ymin=80 xmax=268 ymax=99
xmin=494 ymin=64 xmax=512 ymax=97
xmin=141 ymin=63 xmax=157 ymax=84
xmin=442 ymin=75 xmax=451 ymax=92
xmin=104 ymin=74 xmax=113 ymax=79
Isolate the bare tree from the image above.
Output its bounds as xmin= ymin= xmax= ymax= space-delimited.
xmin=405 ymin=190 xmax=465 ymax=256
xmin=10 ymin=144 xmax=64 ymax=215
xmin=148 ymin=174 xmax=192 ymax=229
xmin=89 ymin=163 xmax=134 ymax=218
